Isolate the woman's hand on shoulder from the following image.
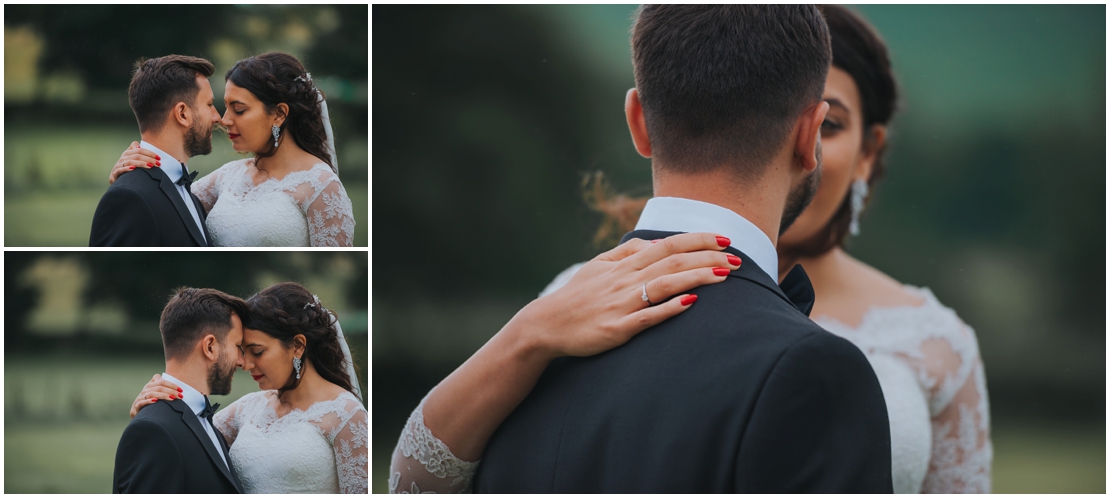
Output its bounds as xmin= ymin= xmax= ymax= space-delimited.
xmin=516 ymin=232 xmax=741 ymax=360
xmin=109 ymin=142 xmax=161 ymax=185
xmin=129 ymin=374 xmax=183 ymax=418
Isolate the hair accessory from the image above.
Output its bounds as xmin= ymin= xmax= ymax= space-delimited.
xmin=849 ymin=179 xmax=869 ymax=236
xmin=271 ymin=124 xmax=280 ymax=147
xmin=303 ymin=294 xmax=328 ymax=314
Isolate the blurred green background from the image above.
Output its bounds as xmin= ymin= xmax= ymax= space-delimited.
xmin=372 ymin=4 xmax=1105 ymax=494
xmin=4 ymin=251 xmax=368 ymax=493
xmin=4 ymin=5 xmax=368 ymax=247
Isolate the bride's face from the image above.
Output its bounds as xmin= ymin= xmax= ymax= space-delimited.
xmin=221 ymin=81 xmax=285 ymax=155
xmin=240 ymin=327 xmax=304 ymax=390
xmin=778 ymin=67 xmax=883 ymax=250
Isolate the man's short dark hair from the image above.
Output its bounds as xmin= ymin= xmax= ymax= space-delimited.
xmin=159 ymin=287 xmax=249 ymax=362
xmin=128 ymin=55 xmax=215 ymax=133
xmin=632 ymin=5 xmax=831 ymax=181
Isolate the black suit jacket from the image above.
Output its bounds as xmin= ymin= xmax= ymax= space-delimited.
xmin=474 ymin=229 xmax=893 ymax=493
xmin=113 ymin=398 xmax=243 ymax=494
xmin=90 ymin=166 xmax=212 ymax=247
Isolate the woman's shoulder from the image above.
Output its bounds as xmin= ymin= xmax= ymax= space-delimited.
xmin=815 ymin=254 xmax=981 ymax=352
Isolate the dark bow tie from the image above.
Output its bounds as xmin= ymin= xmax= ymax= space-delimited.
xmin=779 ymin=264 xmax=816 ymax=317
xmin=199 ymin=396 xmax=220 ymax=424
xmin=176 ymin=163 xmax=198 ymax=188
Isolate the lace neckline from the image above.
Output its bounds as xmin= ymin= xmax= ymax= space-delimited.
xmin=812 ymin=285 xmax=941 ymax=332
xmin=242 ymin=159 xmax=332 ymax=188
xmin=258 ymin=389 xmax=361 ymax=423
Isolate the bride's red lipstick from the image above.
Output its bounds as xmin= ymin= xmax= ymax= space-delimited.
xmin=228 ymin=133 xmax=241 ymax=139
xmin=251 ymin=374 xmax=263 ymax=381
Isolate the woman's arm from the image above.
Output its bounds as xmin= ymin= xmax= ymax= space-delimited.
xmin=390 ymin=232 xmax=741 ymax=493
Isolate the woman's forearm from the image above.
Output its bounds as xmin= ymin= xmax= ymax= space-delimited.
xmin=419 ymin=300 xmax=558 ymax=462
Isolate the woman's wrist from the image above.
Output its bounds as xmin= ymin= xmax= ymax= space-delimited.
xmin=501 ymin=298 xmax=563 ymax=364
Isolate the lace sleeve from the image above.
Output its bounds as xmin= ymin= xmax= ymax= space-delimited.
xmin=303 ymin=173 xmax=355 ymax=247
xmin=918 ymin=324 xmax=993 ymax=493
xmin=331 ymin=404 xmax=368 ymax=494
xmin=211 ymin=398 xmax=243 ymax=447
xmin=390 ymin=399 xmax=479 ymax=494
xmin=190 ymin=167 xmax=222 ymax=213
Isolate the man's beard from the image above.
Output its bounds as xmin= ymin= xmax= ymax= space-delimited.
xmin=183 ymin=118 xmax=213 ymax=158
xmin=779 ymin=142 xmax=823 ymax=236
xmin=207 ymin=349 xmax=236 ymax=396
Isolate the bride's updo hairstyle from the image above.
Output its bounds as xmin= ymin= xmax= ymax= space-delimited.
xmin=243 ymin=282 xmax=356 ymax=398
xmin=224 ymin=52 xmax=334 ymax=170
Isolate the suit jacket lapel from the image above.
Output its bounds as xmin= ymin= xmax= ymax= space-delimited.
xmin=187 ymin=191 xmax=215 ymax=247
xmin=150 ymin=168 xmax=207 ymax=246
xmin=169 ymin=400 xmax=242 ymax=492
xmin=212 ymin=425 xmax=243 ymax=492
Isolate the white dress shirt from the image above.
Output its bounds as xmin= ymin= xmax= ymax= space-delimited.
xmin=140 ymin=141 xmax=206 ymax=243
xmin=160 ymin=372 xmax=229 ymax=470
xmin=634 ymin=196 xmax=780 ymax=283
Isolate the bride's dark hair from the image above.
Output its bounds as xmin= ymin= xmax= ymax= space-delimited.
xmin=242 ymin=282 xmax=357 ymax=398
xmin=225 ymin=52 xmax=334 ymax=170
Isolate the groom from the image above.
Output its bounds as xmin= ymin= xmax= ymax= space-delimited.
xmin=113 ymin=287 xmax=246 ymax=493
xmin=90 ymin=55 xmax=221 ymax=247
xmin=475 ymin=6 xmax=892 ymax=493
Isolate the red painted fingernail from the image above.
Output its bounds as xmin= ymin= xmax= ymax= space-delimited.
xmin=713 ymin=267 xmax=730 ymax=276
xmin=155 ymin=155 xmax=161 ymax=160
xmin=716 ymin=236 xmax=730 ymax=247
xmin=129 ymin=166 xmax=135 ymax=170
xmin=727 ymin=255 xmax=741 ymax=266
xmin=680 ymin=294 xmax=698 ymax=306
xmin=177 ymin=387 xmax=183 ymax=392
xmin=146 ymin=163 xmax=152 ymax=167
xmin=150 ymin=398 xmax=157 ymax=402
xmin=156 ymin=161 xmax=161 ymax=166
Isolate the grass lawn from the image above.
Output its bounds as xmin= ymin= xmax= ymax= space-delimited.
xmin=5 ymin=184 xmax=367 ymax=247
xmin=370 ymin=422 xmax=1106 ymax=493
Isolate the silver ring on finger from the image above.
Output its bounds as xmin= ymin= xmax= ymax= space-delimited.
xmin=641 ymin=283 xmax=655 ymax=306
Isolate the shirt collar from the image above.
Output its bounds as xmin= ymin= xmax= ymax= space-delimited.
xmin=160 ymin=372 xmax=207 ymax=416
xmin=634 ymin=196 xmax=779 ymax=282
xmin=140 ymin=141 xmax=184 ymax=183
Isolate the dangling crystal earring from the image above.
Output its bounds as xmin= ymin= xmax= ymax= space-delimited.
xmin=849 ymin=179 xmax=869 ymax=236
xmin=272 ymin=125 xmax=280 ymax=147
xmin=293 ymin=356 xmax=302 ymax=380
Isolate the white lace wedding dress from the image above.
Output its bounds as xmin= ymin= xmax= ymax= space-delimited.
xmin=389 ymin=265 xmax=992 ymax=494
xmin=192 ymin=158 xmax=355 ymax=247
xmin=213 ymin=389 xmax=368 ymax=493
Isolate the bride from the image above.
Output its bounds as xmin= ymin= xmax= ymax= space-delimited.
xmin=109 ymin=52 xmax=355 ymax=247
xmin=129 ymin=282 xmax=367 ymax=493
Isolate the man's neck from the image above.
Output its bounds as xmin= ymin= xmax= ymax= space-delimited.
xmin=140 ymin=130 xmax=189 ymax=164
xmin=165 ymin=360 xmax=211 ymax=396
xmin=652 ymin=165 xmax=789 ymax=247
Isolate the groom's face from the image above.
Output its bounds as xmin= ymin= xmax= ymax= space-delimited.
xmin=207 ymin=313 xmax=244 ymax=396
xmin=183 ymin=76 xmax=221 ymax=158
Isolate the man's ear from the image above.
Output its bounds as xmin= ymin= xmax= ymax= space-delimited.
xmin=625 ymin=88 xmax=652 ymax=158
xmin=172 ymin=101 xmax=193 ymax=129
xmin=794 ymin=100 xmax=829 ymax=173
xmin=200 ymin=334 xmax=219 ymax=362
